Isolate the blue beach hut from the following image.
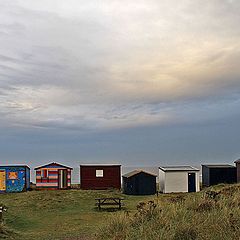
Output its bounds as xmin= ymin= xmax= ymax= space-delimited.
xmin=0 ymin=165 xmax=30 ymax=193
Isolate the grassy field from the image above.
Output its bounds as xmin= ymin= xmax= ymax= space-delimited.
xmin=0 ymin=184 xmax=240 ymax=240
xmin=0 ymin=189 xmax=153 ymax=240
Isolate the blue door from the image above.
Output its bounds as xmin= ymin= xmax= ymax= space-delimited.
xmin=188 ymin=173 xmax=196 ymax=192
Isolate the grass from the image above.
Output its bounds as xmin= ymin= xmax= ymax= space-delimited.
xmin=0 ymin=189 xmax=153 ymax=240
xmin=0 ymin=184 xmax=239 ymax=240
xmin=97 ymin=184 xmax=240 ymax=240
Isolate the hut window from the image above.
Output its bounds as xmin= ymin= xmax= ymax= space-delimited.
xmin=41 ymin=169 xmax=48 ymax=178
xmin=96 ymin=170 xmax=104 ymax=177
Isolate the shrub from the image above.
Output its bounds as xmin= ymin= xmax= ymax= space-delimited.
xmin=195 ymin=199 xmax=216 ymax=212
xmin=173 ymin=227 xmax=197 ymax=240
xmin=0 ymin=223 xmax=15 ymax=239
xmin=168 ymin=195 xmax=185 ymax=204
xmin=98 ymin=212 xmax=130 ymax=240
xmin=97 ymin=184 xmax=240 ymax=240
xmin=219 ymin=186 xmax=240 ymax=196
xmin=204 ymin=190 xmax=220 ymax=201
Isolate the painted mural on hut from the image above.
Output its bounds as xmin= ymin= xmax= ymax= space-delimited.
xmin=0 ymin=165 xmax=30 ymax=193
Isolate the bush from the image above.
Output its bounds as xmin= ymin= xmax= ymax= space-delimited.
xmin=195 ymin=199 xmax=216 ymax=212
xmin=98 ymin=212 xmax=130 ymax=240
xmin=173 ymin=227 xmax=197 ymax=240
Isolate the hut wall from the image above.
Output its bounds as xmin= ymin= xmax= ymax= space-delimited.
xmin=137 ymin=173 xmax=156 ymax=195
xmin=0 ymin=166 xmax=30 ymax=193
xmin=160 ymin=170 xmax=200 ymax=193
xmin=123 ymin=173 xmax=156 ymax=195
xmin=36 ymin=164 xmax=71 ymax=189
xmin=80 ymin=165 xmax=121 ymax=189
xmin=26 ymin=168 xmax=30 ymax=190
xmin=195 ymin=172 xmax=200 ymax=192
xmin=209 ymin=168 xmax=236 ymax=186
xmin=202 ymin=166 xmax=210 ymax=187
xmin=237 ymin=163 xmax=240 ymax=183
xmin=122 ymin=177 xmax=132 ymax=195
xmin=165 ymin=171 xmax=187 ymax=193
xmin=159 ymin=170 xmax=165 ymax=193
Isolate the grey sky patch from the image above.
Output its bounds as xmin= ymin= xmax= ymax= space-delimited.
xmin=0 ymin=0 xmax=240 ymax=173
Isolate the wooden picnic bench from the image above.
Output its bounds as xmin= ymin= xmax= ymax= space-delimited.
xmin=95 ymin=197 xmax=124 ymax=210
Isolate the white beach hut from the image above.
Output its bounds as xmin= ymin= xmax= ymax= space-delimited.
xmin=159 ymin=166 xmax=200 ymax=193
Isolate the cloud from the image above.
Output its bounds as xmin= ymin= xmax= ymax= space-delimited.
xmin=0 ymin=0 xmax=240 ymax=131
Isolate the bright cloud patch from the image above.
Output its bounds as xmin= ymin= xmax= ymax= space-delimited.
xmin=0 ymin=0 xmax=240 ymax=131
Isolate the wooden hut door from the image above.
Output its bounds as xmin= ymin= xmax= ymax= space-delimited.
xmin=58 ymin=170 xmax=68 ymax=189
xmin=188 ymin=173 xmax=196 ymax=192
xmin=0 ymin=170 xmax=6 ymax=191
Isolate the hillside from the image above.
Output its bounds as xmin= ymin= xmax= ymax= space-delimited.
xmin=0 ymin=189 xmax=152 ymax=240
xmin=0 ymin=184 xmax=240 ymax=240
xmin=98 ymin=184 xmax=240 ymax=240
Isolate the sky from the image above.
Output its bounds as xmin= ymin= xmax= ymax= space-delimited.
xmin=0 ymin=0 xmax=240 ymax=175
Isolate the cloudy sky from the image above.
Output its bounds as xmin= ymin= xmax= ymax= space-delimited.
xmin=1 ymin=0 xmax=240 ymax=173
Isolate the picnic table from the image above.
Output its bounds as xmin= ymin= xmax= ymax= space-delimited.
xmin=95 ymin=197 xmax=124 ymax=210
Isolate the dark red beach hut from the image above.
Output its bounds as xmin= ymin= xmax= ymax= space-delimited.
xmin=80 ymin=164 xmax=121 ymax=190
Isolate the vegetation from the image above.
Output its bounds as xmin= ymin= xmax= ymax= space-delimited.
xmin=0 ymin=189 xmax=152 ymax=239
xmin=98 ymin=184 xmax=240 ymax=240
xmin=0 ymin=184 xmax=239 ymax=239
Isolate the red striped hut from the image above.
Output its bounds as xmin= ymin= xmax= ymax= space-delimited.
xmin=35 ymin=162 xmax=72 ymax=190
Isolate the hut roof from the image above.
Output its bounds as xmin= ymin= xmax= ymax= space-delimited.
xmin=202 ymin=164 xmax=236 ymax=168
xmin=234 ymin=159 xmax=240 ymax=163
xmin=80 ymin=164 xmax=121 ymax=167
xmin=159 ymin=166 xmax=199 ymax=172
xmin=34 ymin=162 xmax=73 ymax=170
xmin=123 ymin=169 xmax=157 ymax=178
xmin=0 ymin=165 xmax=30 ymax=169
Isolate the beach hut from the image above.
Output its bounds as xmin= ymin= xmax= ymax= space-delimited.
xmin=202 ymin=164 xmax=237 ymax=187
xmin=122 ymin=170 xmax=157 ymax=195
xmin=234 ymin=159 xmax=240 ymax=183
xmin=0 ymin=165 xmax=30 ymax=193
xmin=80 ymin=164 xmax=121 ymax=190
xmin=35 ymin=162 xmax=72 ymax=190
xmin=159 ymin=166 xmax=200 ymax=193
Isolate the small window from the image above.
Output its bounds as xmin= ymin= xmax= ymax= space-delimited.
xmin=96 ymin=169 xmax=103 ymax=177
xmin=41 ymin=169 xmax=48 ymax=178
xmin=8 ymin=172 xmax=18 ymax=180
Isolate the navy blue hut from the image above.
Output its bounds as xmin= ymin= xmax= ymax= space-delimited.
xmin=202 ymin=164 xmax=237 ymax=187
xmin=122 ymin=170 xmax=157 ymax=195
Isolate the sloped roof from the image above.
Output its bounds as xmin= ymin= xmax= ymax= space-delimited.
xmin=159 ymin=166 xmax=199 ymax=172
xmin=123 ymin=169 xmax=157 ymax=178
xmin=34 ymin=162 xmax=73 ymax=170
xmin=234 ymin=159 xmax=240 ymax=163
xmin=202 ymin=164 xmax=236 ymax=168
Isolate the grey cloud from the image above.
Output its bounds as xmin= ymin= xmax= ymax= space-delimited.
xmin=0 ymin=0 xmax=239 ymax=173
xmin=0 ymin=0 xmax=240 ymax=133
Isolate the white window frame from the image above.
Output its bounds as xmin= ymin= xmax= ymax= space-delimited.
xmin=96 ymin=169 xmax=104 ymax=177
